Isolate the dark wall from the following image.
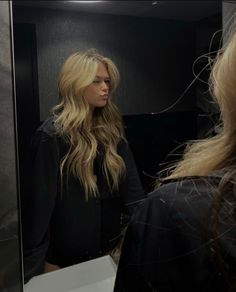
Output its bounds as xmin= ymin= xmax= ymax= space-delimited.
xmin=195 ymin=14 xmax=222 ymax=138
xmin=123 ymin=111 xmax=197 ymax=192
xmin=13 ymin=6 xmax=196 ymax=120
xmin=12 ymin=5 xmax=222 ymax=193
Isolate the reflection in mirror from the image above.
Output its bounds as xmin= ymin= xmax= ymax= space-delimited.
xmin=12 ymin=0 xmax=222 ymax=288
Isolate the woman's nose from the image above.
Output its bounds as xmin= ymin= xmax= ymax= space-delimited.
xmin=101 ymin=81 xmax=109 ymax=91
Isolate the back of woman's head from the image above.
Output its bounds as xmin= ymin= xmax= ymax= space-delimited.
xmin=162 ymin=28 xmax=236 ymax=180
xmin=210 ymin=30 xmax=236 ymax=138
xmin=159 ymin=28 xmax=236 ymax=288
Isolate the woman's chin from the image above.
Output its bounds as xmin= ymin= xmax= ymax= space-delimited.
xmin=96 ymin=100 xmax=108 ymax=107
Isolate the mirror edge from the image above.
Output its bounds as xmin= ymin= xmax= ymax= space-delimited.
xmin=0 ymin=0 xmax=24 ymax=291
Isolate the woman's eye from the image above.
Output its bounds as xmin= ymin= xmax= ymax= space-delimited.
xmin=92 ymin=79 xmax=110 ymax=84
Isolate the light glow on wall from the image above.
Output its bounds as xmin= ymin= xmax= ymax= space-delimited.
xmin=68 ymin=1 xmax=105 ymax=3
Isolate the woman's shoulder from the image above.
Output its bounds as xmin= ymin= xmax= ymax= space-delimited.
xmin=135 ymin=175 xmax=221 ymax=219
xmin=149 ymin=175 xmax=221 ymax=200
xmin=31 ymin=117 xmax=60 ymax=149
xmin=36 ymin=116 xmax=57 ymax=137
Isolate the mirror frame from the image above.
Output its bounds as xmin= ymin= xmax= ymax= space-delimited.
xmin=0 ymin=1 xmax=23 ymax=292
xmin=3 ymin=1 xmax=236 ymax=291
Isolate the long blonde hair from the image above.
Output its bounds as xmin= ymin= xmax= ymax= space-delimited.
xmin=155 ymin=29 xmax=236 ymax=286
xmin=164 ymin=30 xmax=236 ymax=180
xmin=52 ymin=49 xmax=126 ymax=199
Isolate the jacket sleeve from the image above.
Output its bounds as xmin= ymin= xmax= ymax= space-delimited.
xmin=114 ymin=187 xmax=177 ymax=292
xmin=115 ymin=178 xmax=231 ymax=292
xmin=21 ymin=130 xmax=59 ymax=282
xmin=114 ymin=198 xmax=154 ymax=292
xmin=118 ymin=140 xmax=146 ymax=216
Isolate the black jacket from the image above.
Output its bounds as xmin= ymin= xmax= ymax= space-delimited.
xmin=114 ymin=175 xmax=236 ymax=292
xmin=21 ymin=117 xmax=145 ymax=282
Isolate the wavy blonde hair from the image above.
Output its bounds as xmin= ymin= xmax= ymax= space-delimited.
xmin=157 ymin=29 xmax=236 ymax=285
xmin=163 ymin=30 xmax=236 ymax=180
xmin=52 ymin=49 xmax=126 ymax=199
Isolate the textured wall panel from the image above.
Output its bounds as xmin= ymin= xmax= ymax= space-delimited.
xmin=13 ymin=6 xmax=196 ymax=120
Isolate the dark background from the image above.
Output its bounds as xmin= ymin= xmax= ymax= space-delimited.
xmin=12 ymin=2 xmax=221 ymax=193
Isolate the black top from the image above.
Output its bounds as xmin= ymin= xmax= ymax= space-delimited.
xmin=21 ymin=117 xmax=145 ymax=282
xmin=114 ymin=175 xmax=236 ymax=292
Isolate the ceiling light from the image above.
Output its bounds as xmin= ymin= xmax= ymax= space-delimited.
xmin=69 ymin=1 xmax=105 ymax=3
xmin=152 ymin=1 xmax=158 ymax=5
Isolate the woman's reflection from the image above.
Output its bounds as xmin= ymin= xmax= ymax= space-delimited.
xmin=22 ymin=49 xmax=145 ymax=283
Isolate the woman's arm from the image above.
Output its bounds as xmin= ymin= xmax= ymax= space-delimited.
xmin=118 ymin=140 xmax=146 ymax=216
xmin=22 ymin=129 xmax=59 ymax=282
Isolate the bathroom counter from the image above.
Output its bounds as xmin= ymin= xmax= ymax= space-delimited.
xmin=24 ymin=255 xmax=117 ymax=292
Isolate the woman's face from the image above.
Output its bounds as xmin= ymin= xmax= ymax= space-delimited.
xmin=83 ymin=62 xmax=111 ymax=109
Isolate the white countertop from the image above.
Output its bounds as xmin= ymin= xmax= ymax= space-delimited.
xmin=24 ymin=255 xmax=117 ymax=292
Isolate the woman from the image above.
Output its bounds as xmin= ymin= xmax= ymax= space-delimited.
xmin=22 ymin=49 xmax=145 ymax=282
xmin=114 ymin=30 xmax=236 ymax=292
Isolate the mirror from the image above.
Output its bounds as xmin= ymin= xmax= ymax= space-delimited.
xmin=11 ymin=0 xmax=222 ymax=288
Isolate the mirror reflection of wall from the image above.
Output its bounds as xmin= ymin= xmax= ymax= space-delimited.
xmin=12 ymin=1 xmax=222 ymax=192
xmin=11 ymin=0 xmax=222 ymax=284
